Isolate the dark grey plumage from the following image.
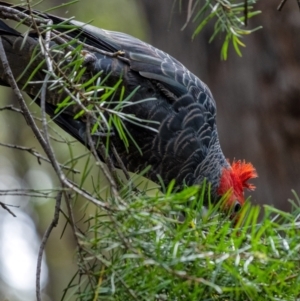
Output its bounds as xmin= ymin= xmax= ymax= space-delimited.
xmin=0 ymin=2 xmax=230 ymax=200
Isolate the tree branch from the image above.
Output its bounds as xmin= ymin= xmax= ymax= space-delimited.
xmin=36 ymin=191 xmax=62 ymax=301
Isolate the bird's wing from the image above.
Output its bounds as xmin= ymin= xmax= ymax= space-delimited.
xmin=61 ymin=20 xmax=221 ymax=184
xmin=68 ymin=21 xmax=217 ymax=118
xmin=22 ymin=8 xmax=216 ymax=118
xmin=0 ymin=1 xmax=216 ymax=117
xmin=0 ymin=4 xmax=223 ymax=187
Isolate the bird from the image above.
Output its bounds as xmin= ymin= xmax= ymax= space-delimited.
xmin=0 ymin=1 xmax=256 ymax=214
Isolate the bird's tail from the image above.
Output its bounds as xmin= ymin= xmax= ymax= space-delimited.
xmin=0 ymin=16 xmax=95 ymax=152
xmin=0 ymin=18 xmax=45 ymax=90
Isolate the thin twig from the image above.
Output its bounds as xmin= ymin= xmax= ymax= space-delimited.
xmin=0 ymin=104 xmax=24 ymax=113
xmin=0 ymin=192 xmax=55 ymax=198
xmin=0 ymin=5 xmax=44 ymax=25
xmin=276 ymin=0 xmax=300 ymax=10
xmin=40 ymin=129 xmax=78 ymax=144
xmin=0 ymin=188 xmax=66 ymax=198
xmin=181 ymin=0 xmax=198 ymax=31
xmin=27 ymin=2 xmax=62 ymax=184
xmin=50 ymin=27 xmax=125 ymax=58
xmin=0 ymin=105 xmax=78 ymax=144
xmin=0 ymin=201 xmax=18 ymax=217
xmin=111 ymin=143 xmax=143 ymax=195
xmin=36 ymin=191 xmax=62 ymax=301
xmin=112 ymin=143 xmax=130 ymax=181
xmin=187 ymin=0 xmax=193 ymax=24
xmin=63 ymin=190 xmax=97 ymax=289
xmin=0 ymin=36 xmax=110 ymax=210
xmin=27 ymin=3 xmax=104 ymax=203
xmin=77 ymin=232 xmax=140 ymax=301
xmin=244 ymin=0 xmax=248 ymax=26
xmin=85 ymin=116 xmax=123 ymax=202
xmin=98 ymin=142 xmax=120 ymax=190
xmin=277 ymin=0 xmax=288 ymax=10
xmin=0 ymin=142 xmax=80 ymax=174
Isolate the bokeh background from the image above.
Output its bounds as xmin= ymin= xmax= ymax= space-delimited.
xmin=0 ymin=0 xmax=299 ymax=299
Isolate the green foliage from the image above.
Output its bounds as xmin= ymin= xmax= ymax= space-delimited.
xmin=62 ymin=182 xmax=300 ymax=300
xmin=179 ymin=0 xmax=262 ymax=60
xmin=2 ymin=2 xmax=298 ymax=300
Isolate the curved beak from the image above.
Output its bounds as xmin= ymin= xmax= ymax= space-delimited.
xmin=229 ymin=200 xmax=242 ymax=223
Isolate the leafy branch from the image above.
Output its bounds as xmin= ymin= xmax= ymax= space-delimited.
xmin=179 ymin=0 xmax=262 ymax=59
xmin=0 ymin=2 xmax=299 ymax=301
xmin=63 ymin=184 xmax=300 ymax=300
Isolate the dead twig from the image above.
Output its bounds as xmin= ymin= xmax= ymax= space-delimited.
xmin=181 ymin=0 xmax=198 ymax=31
xmin=85 ymin=115 xmax=124 ymax=203
xmin=277 ymin=0 xmax=300 ymax=10
xmin=277 ymin=0 xmax=288 ymax=10
xmin=0 ymin=142 xmax=80 ymax=174
xmin=36 ymin=191 xmax=62 ymax=301
xmin=0 ymin=36 xmax=110 ymax=210
xmin=244 ymin=0 xmax=248 ymax=25
xmin=0 ymin=201 xmax=18 ymax=217
xmin=0 ymin=105 xmax=78 ymax=144
xmin=0 ymin=188 xmax=63 ymax=198
xmin=112 ymin=143 xmax=130 ymax=181
xmin=0 ymin=104 xmax=24 ymax=113
xmin=63 ymin=190 xmax=96 ymax=292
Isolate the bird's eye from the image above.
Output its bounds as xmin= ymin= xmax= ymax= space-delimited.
xmin=233 ymin=201 xmax=242 ymax=213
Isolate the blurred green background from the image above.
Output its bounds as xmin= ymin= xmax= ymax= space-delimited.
xmin=0 ymin=0 xmax=300 ymax=300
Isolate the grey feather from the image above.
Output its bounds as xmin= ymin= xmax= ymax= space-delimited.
xmin=0 ymin=2 xmax=229 ymax=201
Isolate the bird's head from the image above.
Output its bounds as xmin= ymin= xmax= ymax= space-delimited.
xmin=217 ymin=160 xmax=257 ymax=216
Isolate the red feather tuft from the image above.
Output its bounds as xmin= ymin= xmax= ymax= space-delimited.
xmin=230 ymin=160 xmax=257 ymax=190
xmin=217 ymin=160 xmax=257 ymax=208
